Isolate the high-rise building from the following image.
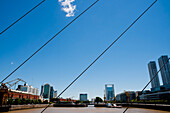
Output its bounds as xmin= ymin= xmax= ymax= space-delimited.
xmin=41 ymin=83 xmax=56 ymax=100
xmin=80 ymin=93 xmax=88 ymax=101
xmin=50 ymin=86 xmax=54 ymax=99
xmin=105 ymin=84 xmax=115 ymax=101
xmin=54 ymin=91 xmax=57 ymax=98
xmin=148 ymin=61 xmax=160 ymax=88
xmin=40 ymin=85 xmax=44 ymax=97
xmin=158 ymin=55 xmax=170 ymax=85
xmin=43 ymin=84 xmax=51 ymax=99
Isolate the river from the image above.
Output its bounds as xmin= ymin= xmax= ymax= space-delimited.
xmin=4 ymin=106 xmax=170 ymax=113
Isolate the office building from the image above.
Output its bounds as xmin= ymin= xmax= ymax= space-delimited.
xmin=158 ymin=55 xmax=170 ymax=85
xmin=43 ymin=84 xmax=51 ymax=99
xmin=54 ymin=91 xmax=57 ymax=98
xmin=41 ymin=83 xmax=56 ymax=100
xmin=140 ymin=90 xmax=170 ymax=100
xmin=80 ymin=93 xmax=88 ymax=101
xmin=50 ymin=86 xmax=54 ymax=99
xmin=116 ymin=91 xmax=136 ymax=102
xmin=148 ymin=61 xmax=160 ymax=88
xmin=105 ymin=84 xmax=115 ymax=101
xmin=20 ymin=84 xmax=39 ymax=95
xmin=40 ymin=85 xmax=44 ymax=97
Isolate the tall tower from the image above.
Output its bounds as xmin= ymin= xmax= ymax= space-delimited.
xmin=43 ymin=84 xmax=51 ymax=99
xmin=50 ymin=86 xmax=54 ymax=99
xmin=158 ymin=55 xmax=170 ymax=85
xmin=148 ymin=61 xmax=160 ymax=88
xmin=105 ymin=84 xmax=115 ymax=101
xmin=40 ymin=85 xmax=44 ymax=97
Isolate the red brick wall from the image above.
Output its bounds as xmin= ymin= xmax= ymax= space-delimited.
xmin=59 ymin=98 xmax=77 ymax=102
xmin=8 ymin=91 xmax=39 ymax=100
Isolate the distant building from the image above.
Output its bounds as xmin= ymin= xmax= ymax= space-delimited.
xmin=105 ymin=84 xmax=115 ymax=101
xmin=148 ymin=61 xmax=160 ymax=89
xmin=41 ymin=83 xmax=57 ymax=100
xmin=116 ymin=91 xmax=136 ymax=102
xmin=139 ymin=90 xmax=170 ymax=100
xmin=91 ymin=98 xmax=95 ymax=104
xmin=158 ymin=55 xmax=170 ymax=85
xmin=80 ymin=93 xmax=88 ymax=101
xmin=54 ymin=90 xmax=57 ymax=98
xmin=20 ymin=84 xmax=39 ymax=95
xmin=43 ymin=84 xmax=51 ymax=99
xmin=8 ymin=89 xmax=39 ymax=100
xmin=40 ymin=85 xmax=44 ymax=97
xmin=50 ymin=86 xmax=54 ymax=99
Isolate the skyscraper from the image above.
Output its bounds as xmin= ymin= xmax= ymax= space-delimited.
xmin=41 ymin=83 xmax=56 ymax=100
xmin=158 ymin=55 xmax=170 ymax=85
xmin=54 ymin=91 xmax=57 ymax=98
xmin=40 ymin=85 xmax=44 ymax=97
xmin=148 ymin=61 xmax=160 ymax=88
xmin=50 ymin=86 xmax=54 ymax=99
xmin=105 ymin=84 xmax=115 ymax=101
xmin=43 ymin=84 xmax=50 ymax=99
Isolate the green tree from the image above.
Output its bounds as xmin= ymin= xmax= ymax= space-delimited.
xmin=21 ymin=98 xmax=26 ymax=104
xmin=13 ymin=98 xmax=21 ymax=105
xmin=38 ymin=99 xmax=42 ymax=104
xmin=75 ymin=100 xmax=80 ymax=105
xmin=43 ymin=100 xmax=48 ymax=104
xmin=95 ymin=97 xmax=103 ymax=104
xmin=32 ymin=100 xmax=36 ymax=104
xmin=7 ymin=98 xmax=13 ymax=105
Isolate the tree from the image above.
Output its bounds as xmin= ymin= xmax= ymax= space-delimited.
xmin=95 ymin=97 xmax=103 ymax=104
xmin=7 ymin=98 xmax=13 ymax=105
xmin=43 ymin=100 xmax=48 ymax=104
xmin=13 ymin=98 xmax=21 ymax=105
xmin=38 ymin=99 xmax=42 ymax=104
xmin=75 ymin=100 xmax=80 ymax=105
xmin=21 ymin=98 xmax=26 ymax=104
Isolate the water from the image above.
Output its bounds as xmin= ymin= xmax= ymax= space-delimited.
xmin=4 ymin=106 xmax=170 ymax=113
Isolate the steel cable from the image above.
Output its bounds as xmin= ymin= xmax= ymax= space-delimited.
xmin=0 ymin=0 xmax=46 ymax=35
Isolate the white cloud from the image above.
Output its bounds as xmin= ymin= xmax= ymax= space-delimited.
xmin=58 ymin=0 xmax=76 ymax=17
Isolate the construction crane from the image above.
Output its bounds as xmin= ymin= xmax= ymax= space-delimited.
xmin=4 ymin=78 xmax=26 ymax=89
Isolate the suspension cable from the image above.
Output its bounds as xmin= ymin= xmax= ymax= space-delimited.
xmin=0 ymin=0 xmax=46 ymax=35
xmin=41 ymin=0 xmax=157 ymax=113
xmin=0 ymin=0 xmax=100 ymax=84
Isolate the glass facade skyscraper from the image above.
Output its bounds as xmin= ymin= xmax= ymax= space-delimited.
xmin=158 ymin=55 xmax=170 ymax=85
xmin=148 ymin=61 xmax=160 ymax=88
xmin=50 ymin=86 xmax=54 ymax=99
xmin=41 ymin=83 xmax=57 ymax=100
xmin=43 ymin=84 xmax=50 ymax=99
xmin=105 ymin=84 xmax=115 ymax=101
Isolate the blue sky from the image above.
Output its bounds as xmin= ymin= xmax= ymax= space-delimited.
xmin=0 ymin=0 xmax=170 ymax=100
